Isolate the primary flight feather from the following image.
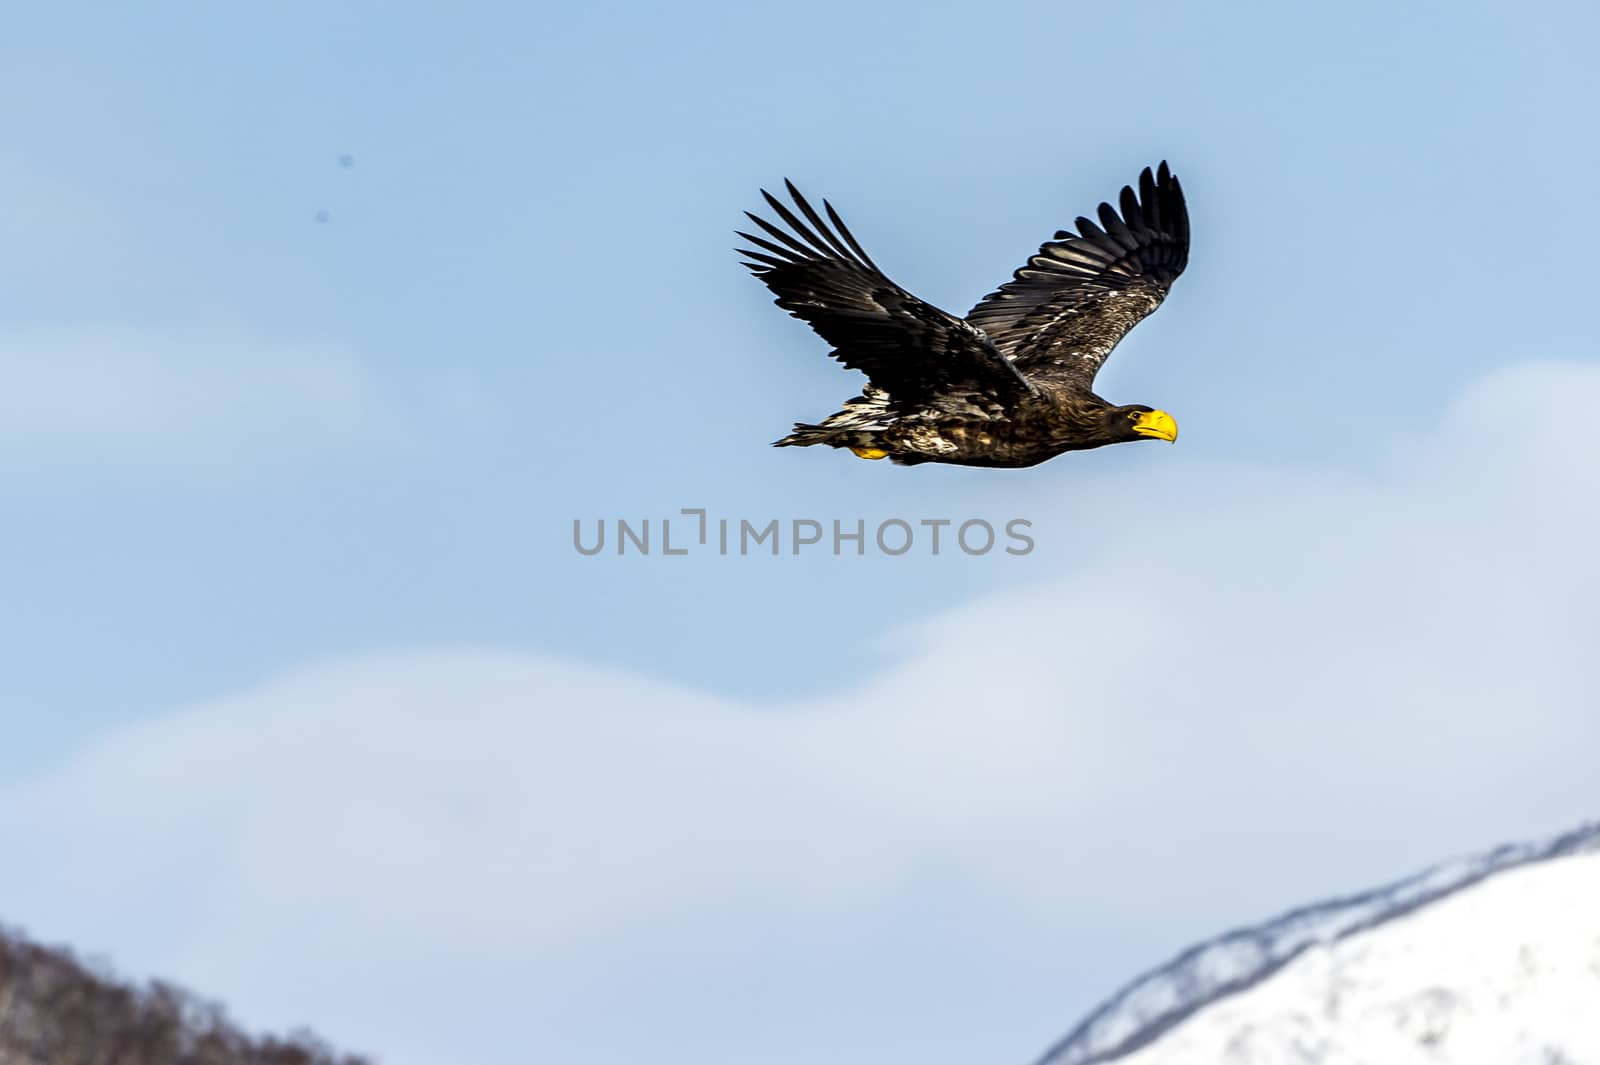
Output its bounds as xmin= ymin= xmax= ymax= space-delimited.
xmin=739 ymin=161 xmax=1189 ymax=467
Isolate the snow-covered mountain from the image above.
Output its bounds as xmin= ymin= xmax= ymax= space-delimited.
xmin=1037 ymin=823 xmax=1600 ymax=1065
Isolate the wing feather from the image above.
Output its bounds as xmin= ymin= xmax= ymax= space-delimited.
xmin=965 ymin=161 xmax=1189 ymax=388
xmin=823 ymin=199 xmax=887 ymax=274
xmin=739 ymin=181 xmax=1036 ymax=409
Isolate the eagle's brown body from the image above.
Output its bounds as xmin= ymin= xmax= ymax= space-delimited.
xmin=739 ymin=162 xmax=1190 ymax=467
xmin=816 ymin=382 xmax=1173 ymax=468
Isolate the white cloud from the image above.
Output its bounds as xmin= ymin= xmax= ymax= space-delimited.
xmin=2 ymin=361 xmax=1598 ymax=1065
xmin=0 ymin=326 xmax=369 ymax=465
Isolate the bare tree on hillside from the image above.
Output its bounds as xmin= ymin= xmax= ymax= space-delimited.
xmin=0 ymin=926 xmax=371 ymax=1065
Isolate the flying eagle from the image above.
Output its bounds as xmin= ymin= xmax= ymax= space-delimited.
xmin=739 ymin=162 xmax=1189 ymax=467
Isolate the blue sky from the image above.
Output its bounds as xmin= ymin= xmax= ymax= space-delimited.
xmin=3 ymin=2 xmax=1599 ymax=1064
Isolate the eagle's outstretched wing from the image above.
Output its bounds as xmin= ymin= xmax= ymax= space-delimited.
xmin=739 ymin=181 xmax=1036 ymax=411
xmin=965 ymin=162 xmax=1188 ymax=389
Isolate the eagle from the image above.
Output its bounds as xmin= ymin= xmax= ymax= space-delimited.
xmin=739 ymin=162 xmax=1189 ymax=467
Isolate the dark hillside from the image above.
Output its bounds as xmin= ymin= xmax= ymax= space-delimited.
xmin=0 ymin=927 xmax=369 ymax=1065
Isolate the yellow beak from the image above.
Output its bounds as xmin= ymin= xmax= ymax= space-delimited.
xmin=1131 ymin=409 xmax=1179 ymax=443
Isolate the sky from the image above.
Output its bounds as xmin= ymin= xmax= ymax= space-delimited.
xmin=2 ymin=1 xmax=1598 ymax=1063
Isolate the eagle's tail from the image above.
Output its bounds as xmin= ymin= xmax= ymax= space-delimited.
xmin=773 ymin=387 xmax=893 ymax=449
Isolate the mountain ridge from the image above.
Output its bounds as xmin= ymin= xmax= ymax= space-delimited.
xmin=1038 ymin=821 xmax=1600 ymax=1065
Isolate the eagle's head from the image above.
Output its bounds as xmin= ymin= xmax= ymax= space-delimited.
xmin=1110 ymin=404 xmax=1179 ymax=444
